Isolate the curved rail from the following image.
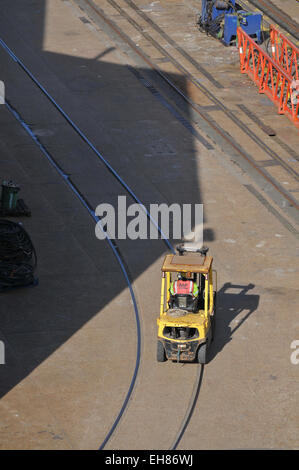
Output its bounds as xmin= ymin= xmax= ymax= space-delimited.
xmin=170 ymin=365 xmax=205 ymax=450
xmin=0 ymin=39 xmax=177 ymax=450
xmin=0 ymin=30 xmax=206 ymax=449
xmin=5 ymin=100 xmax=143 ymax=449
xmin=0 ymin=37 xmax=174 ymax=254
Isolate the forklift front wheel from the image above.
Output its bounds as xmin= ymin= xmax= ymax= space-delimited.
xmin=197 ymin=343 xmax=207 ymax=364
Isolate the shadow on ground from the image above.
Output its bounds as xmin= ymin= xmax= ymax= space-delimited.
xmin=209 ymin=282 xmax=260 ymax=361
xmin=0 ymin=0 xmax=216 ymax=399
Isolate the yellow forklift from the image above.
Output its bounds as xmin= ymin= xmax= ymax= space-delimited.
xmin=157 ymin=245 xmax=216 ymax=364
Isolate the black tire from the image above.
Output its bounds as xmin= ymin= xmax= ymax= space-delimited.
xmin=197 ymin=343 xmax=207 ymax=364
xmin=211 ymin=292 xmax=217 ymax=341
xmin=157 ymin=341 xmax=167 ymax=362
xmin=211 ymin=315 xmax=216 ymax=342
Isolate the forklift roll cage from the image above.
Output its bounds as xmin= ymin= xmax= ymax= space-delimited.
xmin=160 ymin=253 xmax=215 ymax=318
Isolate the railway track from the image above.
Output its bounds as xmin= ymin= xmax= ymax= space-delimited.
xmin=0 ymin=35 xmax=207 ymax=450
xmin=120 ymin=0 xmax=299 ymax=177
xmin=247 ymin=0 xmax=299 ymax=41
xmin=170 ymin=364 xmax=205 ymax=450
xmin=1 ymin=0 xmax=297 ymax=450
xmin=4 ymin=96 xmax=145 ymax=450
xmin=73 ymin=0 xmax=299 ymax=237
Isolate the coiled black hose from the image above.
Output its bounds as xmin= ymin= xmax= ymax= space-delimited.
xmin=0 ymin=220 xmax=37 ymax=290
xmin=197 ymin=0 xmax=236 ymax=38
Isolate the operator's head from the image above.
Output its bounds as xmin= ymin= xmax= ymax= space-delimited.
xmin=178 ymin=272 xmax=186 ymax=280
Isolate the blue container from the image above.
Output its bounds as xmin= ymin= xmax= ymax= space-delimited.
xmin=223 ymin=11 xmax=262 ymax=46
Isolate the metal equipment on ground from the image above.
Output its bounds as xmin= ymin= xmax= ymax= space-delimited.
xmin=0 ymin=220 xmax=38 ymax=291
xmin=237 ymin=26 xmax=299 ymax=128
xmin=0 ymin=180 xmax=31 ymax=217
xmin=269 ymin=24 xmax=298 ymax=80
xmin=1 ymin=180 xmax=20 ymax=211
xmin=198 ymin=0 xmax=262 ymax=46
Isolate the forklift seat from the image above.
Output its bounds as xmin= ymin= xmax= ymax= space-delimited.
xmin=169 ymin=294 xmax=198 ymax=312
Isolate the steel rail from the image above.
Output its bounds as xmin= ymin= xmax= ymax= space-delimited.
xmin=5 ymin=100 xmax=142 ymax=450
xmin=0 ymin=39 xmax=177 ymax=450
xmin=247 ymin=0 xmax=299 ymax=41
xmin=120 ymin=0 xmax=299 ymax=180
xmin=2 ymin=0 xmax=297 ymax=449
xmin=170 ymin=364 xmax=205 ymax=450
xmin=0 ymin=29 xmax=208 ymax=451
xmin=0 ymin=37 xmax=174 ymax=254
xmin=80 ymin=0 xmax=299 ymax=213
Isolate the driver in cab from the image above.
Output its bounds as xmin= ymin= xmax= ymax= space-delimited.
xmin=170 ymin=272 xmax=199 ymax=299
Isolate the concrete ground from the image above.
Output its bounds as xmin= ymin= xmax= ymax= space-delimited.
xmin=0 ymin=0 xmax=298 ymax=450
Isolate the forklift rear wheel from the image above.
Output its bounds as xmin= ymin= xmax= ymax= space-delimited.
xmin=197 ymin=343 xmax=207 ymax=364
xmin=157 ymin=341 xmax=167 ymax=362
xmin=211 ymin=314 xmax=216 ymax=342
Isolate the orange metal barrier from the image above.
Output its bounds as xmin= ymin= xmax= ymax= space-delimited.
xmin=269 ymin=24 xmax=298 ymax=80
xmin=237 ymin=27 xmax=299 ymax=129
